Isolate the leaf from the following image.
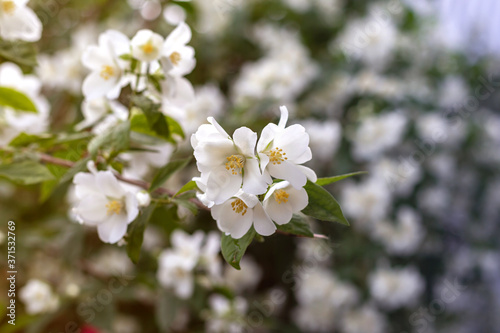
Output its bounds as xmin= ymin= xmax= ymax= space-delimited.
xmin=149 ymin=157 xmax=191 ymax=192
xmin=126 ymin=204 xmax=156 ymax=264
xmin=9 ymin=132 xmax=54 ymax=147
xmin=166 ymin=115 xmax=185 ymax=140
xmin=174 ymin=180 xmax=198 ymax=197
xmin=302 ymin=181 xmax=350 ymax=226
xmin=221 ymin=227 xmax=256 ymax=270
xmin=172 ymin=198 xmax=198 ymax=216
xmin=0 ymin=160 xmax=54 ymax=185
xmin=277 ymin=214 xmax=314 ymax=237
xmin=316 ymin=171 xmax=367 ymax=186
xmin=0 ymin=86 xmax=37 ymax=113
xmin=88 ymin=120 xmax=130 ymax=156
xmin=132 ymin=96 xmax=170 ymax=140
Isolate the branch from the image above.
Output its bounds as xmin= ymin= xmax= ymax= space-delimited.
xmin=37 ymin=153 xmax=208 ymax=211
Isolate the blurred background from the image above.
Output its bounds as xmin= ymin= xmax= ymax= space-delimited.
xmin=1 ymin=0 xmax=500 ymax=332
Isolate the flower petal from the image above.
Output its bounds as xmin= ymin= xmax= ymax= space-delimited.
xmin=96 ymin=214 xmax=128 ymax=243
xmin=268 ymin=161 xmax=307 ymax=189
xmin=233 ymin=127 xmax=257 ymax=157
xmin=264 ymin=198 xmax=293 ymax=225
xmin=96 ymin=171 xmax=124 ymax=198
xmin=253 ymin=203 xmax=276 ymax=236
xmin=125 ymin=192 xmax=139 ymax=223
xmin=205 ymin=166 xmax=242 ymax=205
xmin=242 ymin=158 xmax=271 ymax=195
xmin=74 ymin=194 xmax=108 ymax=225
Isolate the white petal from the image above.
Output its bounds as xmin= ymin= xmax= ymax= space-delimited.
xmin=278 ymin=106 xmax=289 ymax=129
xmin=73 ymin=172 xmax=100 ymax=198
xmin=207 ymin=117 xmax=230 ymax=139
xmin=205 ymin=166 xmax=242 ymax=205
xmin=296 ymin=165 xmax=317 ymax=183
xmin=212 ymin=200 xmax=252 ymax=236
xmin=0 ymin=6 xmax=41 ymax=42
xmin=175 ymin=275 xmax=194 ymax=299
xmin=234 ymin=190 xmax=259 ymax=208
xmin=288 ymin=187 xmax=309 ymax=213
xmin=233 ymin=127 xmax=257 ymax=157
xmin=163 ymin=21 xmax=191 ymax=54
xmin=96 ymin=171 xmax=124 ymax=198
xmin=75 ymin=195 xmax=108 ymax=225
xmin=125 ymin=192 xmax=139 ymax=223
xmin=268 ymin=161 xmax=307 ymax=189
xmin=257 ymin=123 xmax=279 ymax=153
xmin=81 ymin=46 xmax=111 ymax=71
xmin=264 ymin=198 xmax=293 ymax=225
xmin=242 ymin=158 xmax=271 ymax=195
xmin=252 ymin=203 xmax=276 ymax=236
xmin=82 ymin=71 xmax=119 ymax=100
xmin=274 ymin=125 xmax=310 ymax=161
xmin=96 ymin=214 xmax=128 ymax=244
xmin=228 ymin=212 xmax=253 ymax=239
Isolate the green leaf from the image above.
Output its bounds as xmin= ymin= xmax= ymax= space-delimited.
xmin=172 ymin=198 xmax=198 ymax=216
xmin=126 ymin=204 xmax=156 ymax=264
xmin=88 ymin=120 xmax=130 ymax=157
xmin=221 ymin=227 xmax=256 ymax=270
xmin=8 ymin=132 xmax=54 ymax=147
xmin=0 ymin=86 xmax=37 ymax=113
xmin=0 ymin=160 xmax=54 ymax=185
xmin=149 ymin=157 xmax=191 ymax=192
xmin=277 ymin=214 xmax=314 ymax=237
xmin=316 ymin=171 xmax=367 ymax=186
xmin=132 ymin=96 xmax=170 ymax=140
xmin=302 ymin=181 xmax=349 ymax=226
xmin=166 ymin=115 xmax=185 ymax=140
xmin=174 ymin=180 xmax=198 ymax=197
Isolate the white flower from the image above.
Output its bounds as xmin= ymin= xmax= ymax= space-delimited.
xmin=131 ymin=29 xmax=164 ymax=62
xmin=263 ymin=181 xmax=308 ymax=225
xmin=82 ymin=30 xmax=130 ymax=100
xmin=19 ymin=280 xmax=59 ymax=315
xmin=75 ymin=98 xmax=128 ymax=132
xmin=352 ymin=111 xmax=407 ymax=160
xmin=0 ymin=0 xmax=42 ymax=42
xmin=206 ymin=295 xmax=248 ymax=333
xmin=223 ymin=257 xmax=262 ymax=293
xmin=191 ymin=117 xmax=270 ymax=205
xmin=136 ymin=191 xmax=151 ymax=207
xmin=341 ymin=304 xmax=387 ymax=333
xmin=211 ymin=190 xmax=276 ymax=239
xmin=369 ymin=266 xmax=424 ymax=310
xmin=72 ymin=167 xmax=139 ymax=244
xmin=373 ymin=207 xmax=425 ymax=256
xmin=157 ymin=250 xmax=196 ymax=299
xmin=199 ymin=231 xmax=222 ymax=280
xmin=163 ymin=4 xmax=186 ymax=25
xmin=257 ymin=106 xmax=317 ymax=189
xmin=162 ymin=22 xmax=196 ymax=77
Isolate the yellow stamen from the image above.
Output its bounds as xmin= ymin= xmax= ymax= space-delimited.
xmin=141 ymin=41 xmax=155 ymax=54
xmin=106 ymin=200 xmax=123 ymax=215
xmin=267 ymin=147 xmax=288 ymax=165
xmin=231 ymin=199 xmax=248 ymax=216
xmin=2 ymin=1 xmax=15 ymax=14
xmin=225 ymin=155 xmax=244 ymax=175
xmin=100 ymin=65 xmax=115 ymax=80
xmin=169 ymin=52 xmax=181 ymax=66
xmin=274 ymin=189 xmax=289 ymax=204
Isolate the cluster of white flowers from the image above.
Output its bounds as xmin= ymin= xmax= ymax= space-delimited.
xmin=0 ymin=0 xmax=41 ymax=42
xmin=192 ymin=106 xmax=316 ymax=238
xmin=0 ymin=62 xmax=50 ymax=146
xmin=19 ymin=279 xmax=59 ymax=315
xmin=205 ymin=294 xmax=248 ymax=333
xmin=232 ymin=24 xmax=319 ymax=106
xmin=157 ymin=230 xmax=221 ymax=299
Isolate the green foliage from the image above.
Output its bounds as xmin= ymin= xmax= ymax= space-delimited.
xmin=315 ymin=171 xmax=367 ymax=186
xmin=302 ymin=181 xmax=349 ymax=226
xmin=277 ymin=214 xmax=314 ymax=237
xmin=127 ymin=204 xmax=157 ymax=264
xmin=221 ymin=227 xmax=256 ymax=270
xmin=8 ymin=132 xmax=54 ymax=147
xmin=132 ymin=96 xmax=171 ymax=141
xmin=88 ymin=120 xmax=130 ymax=157
xmin=156 ymin=290 xmax=181 ymax=332
xmin=174 ymin=180 xmax=199 ymax=197
xmin=149 ymin=157 xmax=192 ymax=192
xmin=0 ymin=86 xmax=38 ymax=113
xmin=0 ymin=160 xmax=54 ymax=185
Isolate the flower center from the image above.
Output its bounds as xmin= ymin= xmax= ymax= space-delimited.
xmin=225 ymin=155 xmax=244 ymax=175
xmin=1 ymin=1 xmax=15 ymax=14
xmin=231 ymin=199 xmax=248 ymax=216
xmin=267 ymin=147 xmax=287 ymax=165
xmin=274 ymin=189 xmax=289 ymax=204
xmin=169 ymin=52 xmax=181 ymax=66
xmin=141 ymin=41 xmax=155 ymax=54
xmin=100 ymin=65 xmax=115 ymax=80
xmin=106 ymin=200 xmax=123 ymax=215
